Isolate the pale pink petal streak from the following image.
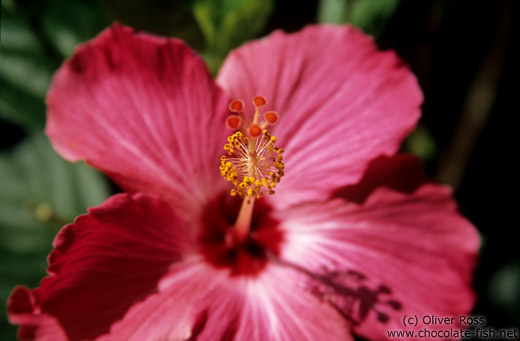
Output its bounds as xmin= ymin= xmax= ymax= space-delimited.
xmin=105 ymin=264 xmax=353 ymax=341
xmin=218 ymin=25 xmax=423 ymax=206
xmin=233 ymin=265 xmax=353 ymax=341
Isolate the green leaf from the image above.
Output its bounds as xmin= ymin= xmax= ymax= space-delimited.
xmin=318 ymin=0 xmax=401 ymax=36
xmin=488 ymin=262 xmax=520 ymax=321
xmin=0 ymin=77 xmax=47 ymax=129
xmin=100 ymin=0 xmax=204 ymax=50
xmin=0 ymin=133 xmax=110 ymax=337
xmin=404 ymin=125 xmax=437 ymax=162
xmin=0 ymin=4 xmax=55 ymax=129
xmin=0 ymin=0 xmax=111 ymax=129
xmin=192 ymin=0 xmax=274 ymax=73
xmin=40 ymin=0 xmax=111 ymax=58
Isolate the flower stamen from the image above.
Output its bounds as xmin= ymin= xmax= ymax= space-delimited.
xmin=220 ymin=96 xmax=285 ymax=242
xmin=229 ymin=99 xmax=245 ymax=112
xmin=226 ymin=115 xmax=241 ymax=130
xmin=220 ymin=97 xmax=285 ymax=200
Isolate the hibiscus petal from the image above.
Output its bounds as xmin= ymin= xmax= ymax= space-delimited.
xmin=217 ymin=25 xmax=422 ymax=206
xmin=8 ymin=193 xmax=197 ymax=340
xmin=46 ymin=24 xmax=229 ymax=216
xmin=231 ymin=265 xmax=353 ymax=341
xmin=333 ymin=154 xmax=432 ymax=204
xmin=8 ymin=287 xmax=67 ymax=341
xmin=98 ymin=262 xmax=233 ymax=340
xmin=278 ymin=184 xmax=479 ymax=340
xmin=102 ymin=263 xmax=353 ymax=341
xmin=8 ymin=191 xmax=350 ymax=340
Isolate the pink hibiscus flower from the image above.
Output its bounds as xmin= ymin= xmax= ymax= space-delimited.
xmin=8 ymin=24 xmax=479 ymax=340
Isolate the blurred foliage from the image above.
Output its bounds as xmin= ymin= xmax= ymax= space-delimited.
xmin=100 ymin=0 xmax=204 ymax=50
xmin=0 ymin=0 xmax=110 ymax=130
xmin=192 ymin=0 xmax=274 ymax=74
xmin=404 ymin=125 xmax=437 ymax=163
xmin=0 ymin=133 xmax=109 ymax=339
xmin=489 ymin=262 xmax=520 ymax=320
xmin=39 ymin=0 xmax=111 ymax=58
xmin=318 ymin=0 xmax=401 ymax=36
xmin=0 ymin=4 xmax=54 ymax=129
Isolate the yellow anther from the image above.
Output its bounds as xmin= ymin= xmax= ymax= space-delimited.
xmin=220 ymin=97 xmax=285 ymax=199
xmin=220 ymin=129 xmax=285 ymax=199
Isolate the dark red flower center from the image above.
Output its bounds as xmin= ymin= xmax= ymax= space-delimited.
xmin=199 ymin=193 xmax=284 ymax=277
